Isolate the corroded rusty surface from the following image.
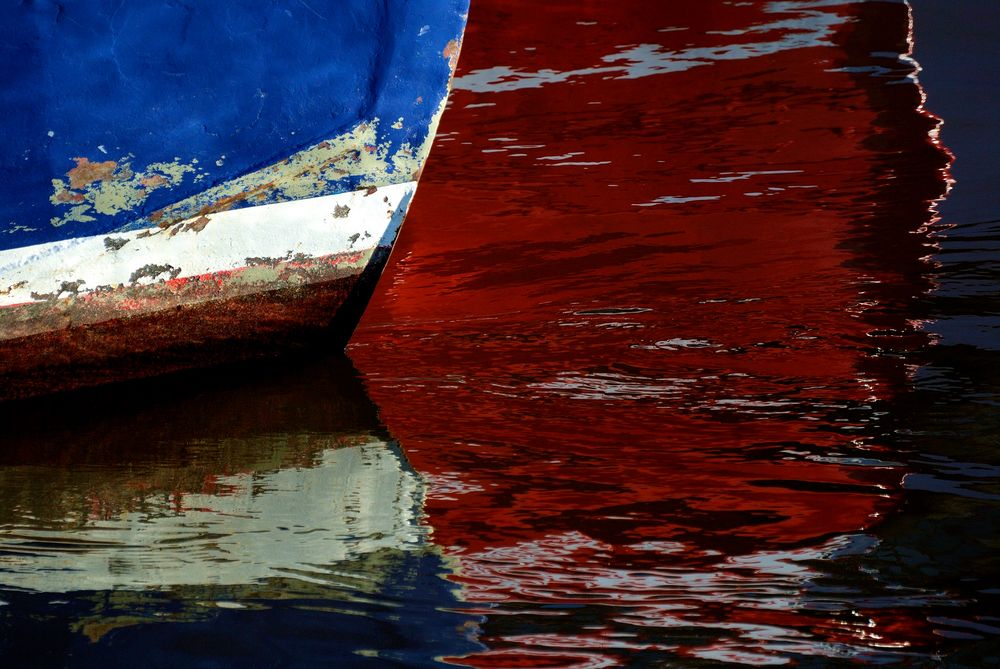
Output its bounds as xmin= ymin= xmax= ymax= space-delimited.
xmin=0 ymin=268 xmax=376 ymax=401
xmin=66 ymin=157 xmax=118 ymax=190
xmin=1 ymin=247 xmax=374 ymax=342
xmin=0 ymin=173 xmax=413 ymax=395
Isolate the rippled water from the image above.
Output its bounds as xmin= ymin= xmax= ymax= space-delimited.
xmin=3 ymin=0 xmax=999 ymax=666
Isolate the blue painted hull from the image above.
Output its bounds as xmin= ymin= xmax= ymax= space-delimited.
xmin=1 ymin=0 xmax=467 ymax=248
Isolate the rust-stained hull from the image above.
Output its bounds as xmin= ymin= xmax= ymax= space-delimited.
xmin=0 ymin=248 xmax=392 ymax=401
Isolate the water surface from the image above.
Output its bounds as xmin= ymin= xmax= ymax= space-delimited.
xmin=2 ymin=0 xmax=1000 ymax=666
xmin=351 ymin=0 xmax=999 ymax=665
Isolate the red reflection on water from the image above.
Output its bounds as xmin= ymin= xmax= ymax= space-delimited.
xmin=351 ymin=0 xmax=949 ymax=663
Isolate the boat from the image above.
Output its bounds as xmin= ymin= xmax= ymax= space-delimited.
xmin=0 ymin=1 xmax=468 ymax=400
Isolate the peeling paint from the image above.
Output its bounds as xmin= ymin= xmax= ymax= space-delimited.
xmin=103 ymin=237 xmax=129 ymax=251
xmin=0 ymin=184 xmax=414 ymax=338
xmin=141 ymin=174 xmax=169 ymax=189
xmin=30 ymin=279 xmax=86 ymax=302
xmin=54 ymin=190 xmax=86 ymax=204
xmin=184 ymin=215 xmax=211 ymax=233
xmin=51 ymin=204 xmax=97 ymax=227
xmin=0 ymin=281 xmax=27 ymax=296
xmin=45 ymin=104 xmax=443 ymax=235
xmin=1 ymin=0 xmax=469 ymax=377
xmin=129 ymin=264 xmax=182 ymax=285
xmin=91 ymin=110 xmax=443 ymax=234
xmin=67 ymin=157 xmax=117 ymax=189
xmin=1 ymin=247 xmax=377 ymax=343
xmin=50 ymin=157 xmax=198 ymax=227
xmin=444 ymin=38 xmax=463 ymax=72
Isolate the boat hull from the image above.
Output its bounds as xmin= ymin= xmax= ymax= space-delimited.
xmin=0 ymin=1 xmax=467 ymax=395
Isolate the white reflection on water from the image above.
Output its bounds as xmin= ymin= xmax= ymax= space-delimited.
xmin=454 ymin=4 xmax=849 ymax=93
xmin=452 ymin=531 xmax=938 ymax=663
xmin=0 ymin=440 xmax=425 ymax=592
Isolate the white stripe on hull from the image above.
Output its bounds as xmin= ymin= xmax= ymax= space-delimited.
xmin=0 ymin=182 xmax=414 ymax=310
xmin=0 ymin=182 xmax=416 ymax=341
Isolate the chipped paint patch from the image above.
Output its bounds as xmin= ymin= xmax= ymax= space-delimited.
xmin=103 ymin=237 xmax=129 ymax=251
xmin=2 ymin=247 xmax=377 ymax=343
xmin=102 ymin=108 xmax=441 ymax=234
xmin=67 ymin=157 xmax=117 ymax=189
xmin=184 ymin=215 xmax=211 ymax=233
xmin=50 ymin=157 xmax=198 ymax=227
xmin=45 ymin=100 xmax=446 ymax=235
xmin=444 ymin=38 xmax=463 ymax=72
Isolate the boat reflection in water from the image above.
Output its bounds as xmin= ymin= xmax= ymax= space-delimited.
xmin=0 ymin=444 xmax=422 ymax=593
xmin=0 ymin=359 xmax=478 ymax=665
xmin=351 ymin=0 xmax=968 ymax=664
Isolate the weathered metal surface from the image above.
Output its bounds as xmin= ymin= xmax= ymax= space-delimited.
xmin=0 ymin=1 xmax=468 ymax=388
xmin=0 ymin=262 xmax=380 ymax=400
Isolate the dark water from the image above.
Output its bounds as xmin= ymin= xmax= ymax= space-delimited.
xmin=2 ymin=1 xmax=999 ymax=666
